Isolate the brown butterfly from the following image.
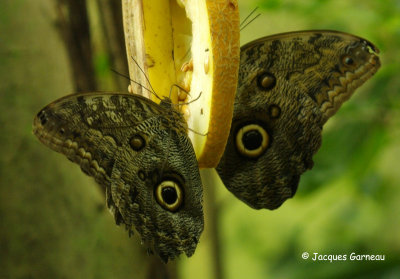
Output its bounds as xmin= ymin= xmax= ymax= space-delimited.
xmin=217 ymin=30 xmax=381 ymax=209
xmin=33 ymin=92 xmax=204 ymax=262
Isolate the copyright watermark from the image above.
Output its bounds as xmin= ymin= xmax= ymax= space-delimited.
xmin=301 ymin=252 xmax=386 ymax=262
xmin=302 ymin=252 xmax=309 ymax=259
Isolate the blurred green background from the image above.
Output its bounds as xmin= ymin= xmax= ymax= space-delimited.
xmin=1 ymin=0 xmax=399 ymax=278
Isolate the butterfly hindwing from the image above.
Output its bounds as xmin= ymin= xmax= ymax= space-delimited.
xmin=217 ymin=30 xmax=380 ymax=210
xmin=33 ymin=92 xmax=203 ymax=262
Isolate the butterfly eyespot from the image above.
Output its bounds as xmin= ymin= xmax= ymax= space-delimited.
xmin=236 ymin=124 xmax=269 ymax=158
xmin=268 ymin=104 xmax=281 ymax=119
xmin=257 ymin=72 xmax=276 ymax=91
xmin=342 ymin=55 xmax=355 ymax=67
xmin=130 ymin=134 xmax=145 ymax=151
xmin=155 ymin=180 xmax=183 ymax=212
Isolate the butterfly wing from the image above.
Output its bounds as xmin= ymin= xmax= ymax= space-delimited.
xmin=216 ymin=30 xmax=380 ymax=210
xmin=33 ymin=92 xmax=203 ymax=262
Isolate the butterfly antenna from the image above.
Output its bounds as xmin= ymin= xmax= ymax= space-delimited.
xmin=130 ymin=56 xmax=162 ymax=101
xmin=240 ymin=13 xmax=261 ymax=31
xmin=188 ymin=127 xmax=208 ymax=137
xmin=240 ymin=7 xmax=258 ymax=27
xmin=182 ymin=91 xmax=202 ymax=105
xmin=170 ymin=90 xmax=202 ymax=111
xmin=111 ymin=69 xmax=155 ymax=95
xmin=169 ymin=83 xmax=191 ymax=99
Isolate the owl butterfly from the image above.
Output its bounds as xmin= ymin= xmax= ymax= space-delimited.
xmin=216 ymin=30 xmax=381 ymax=210
xmin=33 ymin=92 xmax=203 ymax=262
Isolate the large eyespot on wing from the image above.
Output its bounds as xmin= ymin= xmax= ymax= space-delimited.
xmin=155 ymin=180 xmax=184 ymax=212
xmin=235 ymin=123 xmax=270 ymax=158
xmin=33 ymin=91 xmax=204 ymax=262
xmin=151 ymin=174 xmax=203 ymax=263
xmin=108 ymin=124 xmax=203 ymax=263
xmin=217 ymin=30 xmax=380 ymax=210
xmin=217 ymin=112 xmax=319 ymax=210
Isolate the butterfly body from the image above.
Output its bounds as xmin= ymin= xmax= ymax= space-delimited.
xmin=217 ymin=30 xmax=380 ymax=210
xmin=33 ymin=92 xmax=203 ymax=262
